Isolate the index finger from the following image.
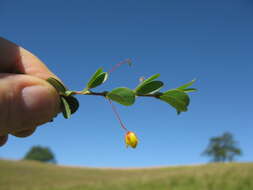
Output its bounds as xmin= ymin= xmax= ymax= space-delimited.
xmin=0 ymin=37 xmax=58 ymax=80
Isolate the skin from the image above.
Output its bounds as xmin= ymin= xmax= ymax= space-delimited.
xmin=0 ymin=37 xmax=60 ymax=146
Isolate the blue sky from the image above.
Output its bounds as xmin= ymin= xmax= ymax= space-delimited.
xmin=0 ymin=0 xmax=253 ymax=167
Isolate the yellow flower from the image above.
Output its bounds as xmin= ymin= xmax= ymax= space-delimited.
xmin=125 ymin=131 xmax=138 ymax=148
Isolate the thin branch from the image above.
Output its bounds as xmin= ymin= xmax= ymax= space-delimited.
xmin=72 ymin=90 xmax=161 ymax=98
xmin=72 ymin=90 xmax=107 ymax=96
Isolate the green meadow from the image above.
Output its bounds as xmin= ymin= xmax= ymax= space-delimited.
xmin=0 ymin=159 xmax=252 ymax=190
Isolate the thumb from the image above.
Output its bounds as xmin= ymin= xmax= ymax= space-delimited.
xmin=0 ymin=74 xmax=60 ymax=135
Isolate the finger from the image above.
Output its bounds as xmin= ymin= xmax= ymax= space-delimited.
xmin=0 ymin=135 xmax=8 ymax=147
xmin=0 ymin=37 xmax=20 ymax=73
xmin=19 ymin=47 xmax=58 ymax=79
xmin=0 ymin=37 xmax=59 ymax=80
xmin=10 ymin=127 xmax=36 ymax=138
xmin=0 ymin=74 xmax=60 ymax=135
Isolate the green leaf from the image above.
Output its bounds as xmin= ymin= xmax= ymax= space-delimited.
xmin=136 ymin=81 xmax=164 ymax=95
xmin=46 ymin=77 xmax=67 ymax=94
xmin=159 ymin=89 xmax=190 ymax=113
xmin=88 ymin=72 xmax=108 ymax=89
xmin=87 ymin=68 xmax=108 ymax=89
xmin=64 ymin=96 xmax=79 ymax=114
xmin=60 ymin=96 xmax=71 ymax=119
xmin=107 ymin=87 xmax=135 ymax=106
xmin=87 ymin=68 xmax=104 ymax=89
xmin=135 ymin=74 xmax=160 ymax=92
xmin=177 ymin=79 xmax=196 ymax=90
xmin=183 ymin=88 xmax=197 ymax=93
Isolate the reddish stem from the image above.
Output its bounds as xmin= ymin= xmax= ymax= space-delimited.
xmin=108 ymin=59 xmax=132 ymax=74
xmin=108 ymin=99 xmax=128 ymax=132
xmin=107 ymin=59 xmax=132 ymax=132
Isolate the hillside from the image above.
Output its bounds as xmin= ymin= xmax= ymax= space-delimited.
xmin=0 ymin=159 xmax=252 ymax=190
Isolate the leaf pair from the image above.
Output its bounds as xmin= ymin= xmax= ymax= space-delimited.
xmin=105 ymin=74 xmax=164 ymax=106
xmin=177 ymin=79 xmax=197 ymax=93
xmin=135 ymin=74 xmax=163 ymax=95
xmin=159 ymin=79 xmax=197 ymax=114
xmin=60 ymin=96 xmax=79 ymax=118
xmin=86 ymin=68 xmax=108 ymax=90
xmin=159 ymin=90 xmax=189 ymax=114
xmin=46 ymin=78 xmax=79 ymax=119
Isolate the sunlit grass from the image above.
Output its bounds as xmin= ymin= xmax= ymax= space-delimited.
xmin=0 ymin=159 xmax=252 ymax=190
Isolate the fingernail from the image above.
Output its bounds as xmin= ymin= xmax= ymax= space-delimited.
xmin=22 ymin=85 xmax=57 ymax=119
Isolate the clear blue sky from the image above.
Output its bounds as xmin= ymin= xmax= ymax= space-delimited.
xmin=0 ymin=0 xmax=253 ymax=167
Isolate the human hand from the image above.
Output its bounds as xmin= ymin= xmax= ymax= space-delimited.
xmin=0 ymin=37 xmax=60 ymax=146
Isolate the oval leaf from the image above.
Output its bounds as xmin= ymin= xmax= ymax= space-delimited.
xmin=87 ymin=68 xmax=103 ymax=89
xmin=135 ymin=74 xmax=160 ymax=92
xmin=87 ymin=72 xmax=108 ymax=89
xmin=47 ymin=77 xmax=67 ymax=93
xmin=107 ymin=87 xmax=135 ymax=106
xmin=60 ymin=96 xmax=71 ymax=119
xmin=136 ymin=81 xmax=164 ymax=95
xmin=159 ymin=89 xmax=190 ymax=113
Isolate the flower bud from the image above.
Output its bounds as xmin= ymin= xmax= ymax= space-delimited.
xmin=125 ymin=131 xmax=138 ymax=148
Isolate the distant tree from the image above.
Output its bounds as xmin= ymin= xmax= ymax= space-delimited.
xmin=24 ymin=146 xmax=56 ymax=164
xmin=202 ymin=132 xmax=242 ymax=162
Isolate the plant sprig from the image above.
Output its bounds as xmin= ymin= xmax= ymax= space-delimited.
xmin=46 ymin=61 xmax=197 ymax=148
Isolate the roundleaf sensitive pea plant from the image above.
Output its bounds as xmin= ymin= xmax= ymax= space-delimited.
xmin=46 ymin=60 xmax=197 ymax=148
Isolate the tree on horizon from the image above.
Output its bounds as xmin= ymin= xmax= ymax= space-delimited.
xmin=24 ymin=146 xmax=56 ymax=164
xmin=202 ymin=132 xmax=242 ymax=162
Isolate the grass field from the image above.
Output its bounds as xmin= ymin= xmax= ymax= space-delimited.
xmin=0 ymin=159 xmax=252 ymax=190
